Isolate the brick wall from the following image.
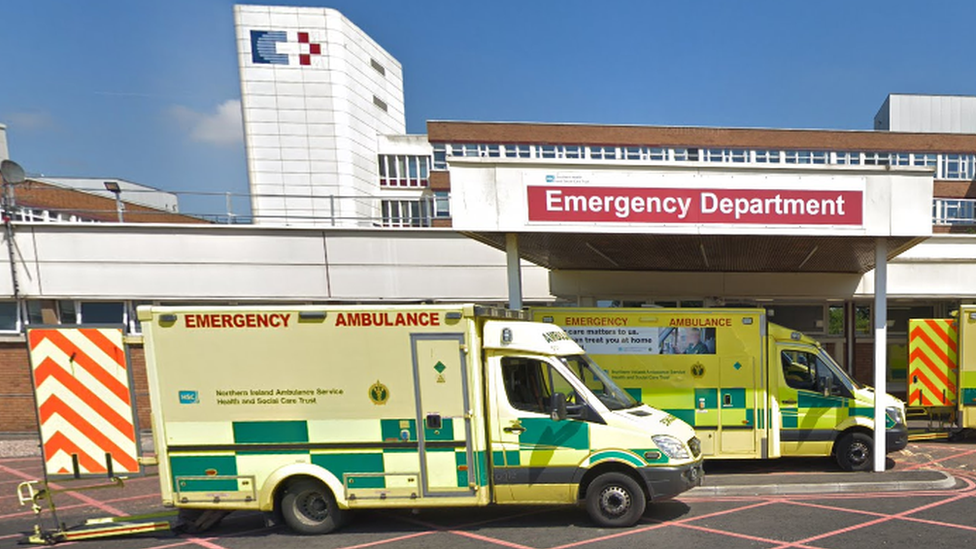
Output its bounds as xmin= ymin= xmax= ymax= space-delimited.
xmin=14 ymin=180 xmax=209 ymax=224
xmin=0 ymin=341 xmax=152 ymax=434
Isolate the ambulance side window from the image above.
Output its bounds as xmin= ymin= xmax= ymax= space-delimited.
xmin=501 ymin=357 xmax=576 ymax=414
xmin=781 ymin=350 xmax=816 ymax=390
xmin=781 ymin=349 xmax=843 ymax=394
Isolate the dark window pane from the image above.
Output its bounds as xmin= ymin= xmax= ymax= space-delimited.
xmin=80 ymin=302 xmax=124 ymax=324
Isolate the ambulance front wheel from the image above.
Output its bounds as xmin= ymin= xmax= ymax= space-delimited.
xmin=584 ymin=472 xmax=646 ymax=527
xmin=835 ymin=431 xmax=873 ymax=472
xmin=280 ymin=478 xmax=346 ymax=535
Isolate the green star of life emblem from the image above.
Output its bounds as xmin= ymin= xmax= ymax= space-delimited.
xmin=434 ymin=361 xmax=446 ymax=374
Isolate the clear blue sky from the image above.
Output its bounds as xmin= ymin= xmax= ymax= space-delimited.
xmin=2 ymin=0 xmax=975 ymax=215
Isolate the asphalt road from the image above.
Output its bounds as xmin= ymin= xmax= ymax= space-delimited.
xmin=2 ymin=441 xmax=976 ymax=549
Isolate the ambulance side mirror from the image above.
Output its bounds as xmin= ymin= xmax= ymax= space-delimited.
xmin=551 ymin=393 xmax=568 ymax=421
xmin=818 ymin=375 xmax=832 ymax=397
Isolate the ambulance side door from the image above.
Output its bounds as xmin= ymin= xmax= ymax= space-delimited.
xmin=486 ymin=354 xmax=590 ymax=504
xmin=777 ymin=346 xmax=850 ymax=456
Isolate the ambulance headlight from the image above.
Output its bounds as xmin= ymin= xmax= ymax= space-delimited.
xmin=652 ymin=435 xmax=691 ymax=460
xmin=886 ymin=406 xmax=905 ymax=426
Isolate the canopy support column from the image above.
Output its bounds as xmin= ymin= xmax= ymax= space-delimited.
xmin=506 ymin=233 xmax=522 ymax=311
xmin=873 ymin=238 xmax=888 ymax=473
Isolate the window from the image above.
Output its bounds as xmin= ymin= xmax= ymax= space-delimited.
xmin=540 ymin=145 xmax=557 ymax=159
xmin=755 ymin=150 xmax=781 ymax=163
xmin=835 ymin=152 xmax=861 ymax=165
xmin=942 ymin=154 xmax=973 ymax=180
xmin=433 ymin=192 xmax=450 ymax=218
xmin=864 ymin=152 xmax=891 ymax=166
xmin=624 ymin=147 xmax=641 ymax=160
xmin=501 ymin=357 xmax=572 ymax=414
xmin=559 ymin=354 xmax=637 ymax=410
xmin=80 ymin=302 xmax=124 ymax=324
xmin=855 ymin=305 xmax=871 ymax=335
xmin=58 ymin=300 xmax=77 ymax=324
xmin=892 ymin=153 xmax=911 ymax=166
xmin=937 ymin=199 xmax=976 ymax=224
xmin=503 ymin=144 xmax=531 ymax=158
xmin=589 ymin=146 xmax=617 ymax=160
xmin=672 ymin=148 xmax=689 ymax=161
xmin=703 ymin=149 xmax=725 ymax=162
xmin=0 ymin=301 xmax=18 ymax=332
xmin=378 ymin=155 xmax=430 ymax=188
xmin=780 ymin=349 xmax=850 ymax=395
xmin=767 ymin=305 xmax=824 ymax=334
xmin=369 ymin=58 xmax=386 ymax=76
xmin=912 ymin=153 xmax=936 ymax=168
xmin=888 ymin=306 xmax=935 ymax=334
xmin=25 ymin=301 xmax=45 ymax=325
xmin=432 ymin=144 xmax=447 ymax=170
xmin=647 ymin=147 xmax=667 ymax=161
xmin=828 ymin=305 xmax=844 ymax=336
xmin=560 ymin=145 xmax=582 ymax=159
xmin=381 ymin=199 xmax=429 ymax=228
xmin=372 ymin=95 xmax=387 ymax=112
xmin=784 ymin=150 xmax=826 ymax=164
xmin=703 ymin=149 xmax=748 ymax=163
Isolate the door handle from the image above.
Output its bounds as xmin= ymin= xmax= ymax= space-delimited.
xmin=503 ymin=422 xmax=525 ymax=434
xmin=782 ymin=399 xmax=797 ymax=405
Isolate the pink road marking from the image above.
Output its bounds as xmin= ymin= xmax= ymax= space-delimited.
xmin=450 ymin=530 xmax=534 ymax=549
xmin=547 ymin=499 xmax=780 ymax=549
xmin=902 ymin=448 xmax=976 ymax=470
xmin=766 ymin=491 xmax=974 ymax=549
xmin=184 ymin=537 xmax=230 ymax=549
xmin=789 ymin=495 xmax=976 ymax=533
xmin=548 ymin=522 xmax=670 ymax=549
xmin=0 ymin=492 xmax=156 ymax=519
xmin=674 ymin=522 xmax=821 ymax=549
xmin=330 ymin=531 xmax=436 ymax=549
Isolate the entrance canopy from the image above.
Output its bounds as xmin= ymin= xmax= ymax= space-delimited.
xmin=448 ymin=160 xmax=934 ymax=275
xmin=466 ymin=233 xmax=920 ymax=274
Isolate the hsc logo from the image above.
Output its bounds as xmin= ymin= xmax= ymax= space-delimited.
xmin=178 ymin=390 xmax=199 ymax=404
xmin=250 ymin=30 xmax=324 ymax=66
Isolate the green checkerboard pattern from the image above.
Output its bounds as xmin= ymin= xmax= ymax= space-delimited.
xmin=171 ymin=419 xmax=480 ymax=492
xmin=626 ymin=386 xmax=756 ymax=430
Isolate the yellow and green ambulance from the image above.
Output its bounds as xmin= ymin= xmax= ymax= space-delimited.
xmin=532 ymin=307 xmax=908 ymax=471
xmin=139 ymin=304 xmax=703 ymax=534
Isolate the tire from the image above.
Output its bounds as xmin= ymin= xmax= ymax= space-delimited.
xmin=279 ymin=478 xmax=345 ymax=535
xmin=584 ymin=472 xmax=646 ymax=528
xmin=835 ymin=432 xmax=874 ymax=472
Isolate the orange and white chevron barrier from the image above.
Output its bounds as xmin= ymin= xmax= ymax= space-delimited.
xmin=27 ymin=327 xmax=140 ymax=478
xmin=908 ymin=319 xmax=958 ymax=407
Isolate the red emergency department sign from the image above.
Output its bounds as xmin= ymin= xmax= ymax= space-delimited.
xmin=527 ymin=186 xmax=863 ymax=226
xmin=27 ymin=327 xmax=140 ymax=478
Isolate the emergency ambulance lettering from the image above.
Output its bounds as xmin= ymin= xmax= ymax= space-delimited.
xmin=335 ymin=312 xmax=440 ymax=327
xmin=565 ymin=317 xmax=629 ymax=327
xmin=669 ymin=318 xmax=731 ymax=327
xmin=184 ymin=313 xmax=291 ymax=329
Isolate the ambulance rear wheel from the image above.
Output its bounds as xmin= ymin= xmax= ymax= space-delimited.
xmin=585 ymin=472 xmax=646 ymax=527
xmin=836 ymin=432 xmax=873 ymax=472
xmin=280 ymin=478 xmax=345 ymax=535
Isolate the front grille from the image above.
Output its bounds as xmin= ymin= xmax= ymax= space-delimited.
xmin=688 ymin=436 xmax=702 ymax=458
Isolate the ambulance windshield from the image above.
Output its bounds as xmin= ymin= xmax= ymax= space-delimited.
xmin=559 ymin=354 xmax=640 ymax=410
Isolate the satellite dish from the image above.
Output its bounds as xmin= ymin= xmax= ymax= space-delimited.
xmin=0 ymin=160 xmax=25 ymax=185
